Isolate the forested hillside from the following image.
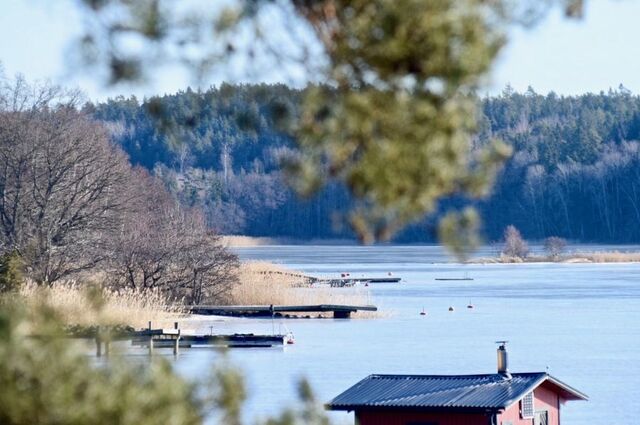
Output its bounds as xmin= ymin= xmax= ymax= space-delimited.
xmin=89 ymin=84 xmax=640 ymax=242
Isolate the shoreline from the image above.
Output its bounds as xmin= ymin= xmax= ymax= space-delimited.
xmin=468 ymin=252 xmax=640 ymax=264
xmin=221 ymin=235 xmax=358 ymax=247
xmin=222 ymin=236 xmax=640 ymax=264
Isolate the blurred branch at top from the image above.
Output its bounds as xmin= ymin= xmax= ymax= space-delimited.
xmin=73 ymin=0 xmax=584 ymax=247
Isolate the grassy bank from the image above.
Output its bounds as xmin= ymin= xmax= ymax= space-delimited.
xmin=471 ymin=251 xmax=640 ymax=264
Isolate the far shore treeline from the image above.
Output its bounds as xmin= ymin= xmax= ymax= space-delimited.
xmin=88 ymin=84 xmax=640 ymax=243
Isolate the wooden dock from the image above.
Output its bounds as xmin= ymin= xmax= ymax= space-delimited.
xmin=132 ymin=333 xmax=287 ymax=349
xmin=257 ymin=269 xmax=401 ymax=287
xmin=361 ymin=277 xmax=401 ymax=283
xmin=312 ymin=277 xmax=401 ymax=287
xmin=62 ymin=322 xmax=288 ymax=357
xmin=189 ymin=304 xmax=378 ymax=319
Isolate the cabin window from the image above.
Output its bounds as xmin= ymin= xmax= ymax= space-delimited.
xmin=520 ymin=392 xmax=535 ymax=419
xmin=534 ymin=411 xmax=549 ymax=425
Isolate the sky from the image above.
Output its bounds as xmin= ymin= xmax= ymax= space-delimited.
xmin=1 ymin=0 xmax=639 ymax=101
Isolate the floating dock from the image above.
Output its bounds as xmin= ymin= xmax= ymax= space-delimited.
xmin=314 ymin=277 xmax=401 ymax=287
xmin=189 ymin=304 xmax=378 ymax=319
xmin=258 ymin=270 xmax=401 ymax=287
xmin=55 ymin=322 xmax=289 ymax=357
xmin=132 ymin=333 xmax=287 ymax=349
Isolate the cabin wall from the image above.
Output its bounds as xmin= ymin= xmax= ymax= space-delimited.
xmin=355 ymin=409 xmax=490 ymax=425
xmin=497 ymin=384 xmax=560 ymax=425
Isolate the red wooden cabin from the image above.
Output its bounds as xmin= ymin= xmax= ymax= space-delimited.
xmin=326 ymin=344 xmax=587 ymax=425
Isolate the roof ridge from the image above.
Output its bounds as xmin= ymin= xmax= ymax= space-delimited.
xmin=370 ymin=373 xmax=506 ymax=380
xmin=369 ymin=372 xmax=546 ymax=380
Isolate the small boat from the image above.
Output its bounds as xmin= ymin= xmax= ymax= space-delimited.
xmin=467 ymin=301 xmax=474 ymax=309
xmin=419 ymin=307 xmax=427 ymax=316
xmin=448 ymin=306 xmax=455 ymax=312
xmin=286 ymin=331 xmax=295 ymax=344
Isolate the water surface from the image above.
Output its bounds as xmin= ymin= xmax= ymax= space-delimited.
xmin=175 ymin=245 xmax=640 ymax=424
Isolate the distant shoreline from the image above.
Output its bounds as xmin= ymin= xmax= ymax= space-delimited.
xmin=222 ymin=236 xmax=640 ymax=264
xmin=220 ymin=235 xmax=358 ymax=247
xmin=469 ymin=252 xmax=640 ymax=264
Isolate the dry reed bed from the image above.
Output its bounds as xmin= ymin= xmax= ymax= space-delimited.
xmin=13 ymin=260 xmax=381 ymax=327
xmin=230 ymin=261 xmax=380 ymax=318
xmin=18 ymin=282 xmax=185 ymax=329
xmin=471 ymin=251 xmax=640 ymax=264
xmin=221 ymin=235 xmax=277 ymax=247
xmin=572 ymin=251 xmax=640 ymax=263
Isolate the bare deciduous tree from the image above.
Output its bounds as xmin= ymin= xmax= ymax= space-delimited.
xmin=0 ymin=79 xmax=132 ymax=284
xmin=0 ymin=78 xmax=239 ymax=294
xmin=502 ymin=225 xmax=529 ymax=259
xmin=107 ymin=170 xmax=238 ymax=304
xmin=544 ymin=236 xmax=567 ymax=258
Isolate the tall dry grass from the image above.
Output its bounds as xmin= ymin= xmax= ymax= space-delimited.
xmin=570 ymin=251 xmax=640 ymax=263
xmin=220 ymin=235 xmax=277 ymax=247
xmin=471 ymin=251 xmax=640 ymax=264
xmin=13 ymin=261 xmax=381 ymax=326
xmin=18 ymin=282 xmax=185 ymax=328
xmin=229 ymin=261 xmax=379 ymax=317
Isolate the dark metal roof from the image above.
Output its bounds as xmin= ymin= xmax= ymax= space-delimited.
xmin=327 ymin=372 xmax=587 ymax=412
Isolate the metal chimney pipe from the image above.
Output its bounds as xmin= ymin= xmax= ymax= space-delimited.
xmin=496 ymin=341 xmax=511 ymax=379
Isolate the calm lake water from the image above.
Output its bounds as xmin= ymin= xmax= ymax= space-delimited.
xmin=173 ymin=245 xmax=640 ymax=425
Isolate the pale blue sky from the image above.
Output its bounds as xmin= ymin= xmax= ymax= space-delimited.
xmin=1 ymin=0 xmax=639 ymax=100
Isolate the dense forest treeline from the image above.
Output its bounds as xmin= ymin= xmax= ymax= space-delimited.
xmin=88 ymin=84 xmax=640 ymax=243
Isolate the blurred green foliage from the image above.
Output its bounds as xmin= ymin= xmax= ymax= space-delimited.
xmin=289 ymin=0 xmax=510 ymax=243
xmin=437 ymin=207 xmax=482 ymax=261
xmin=0 ymin=268 xmax=330 ymax=425
xmin=0 ymin=296 xmax=332 ymax=425
xmin=0 ymin=251 xmax=24 ymax=293
xmin=0 ymin=304 xmax=205 ymax=425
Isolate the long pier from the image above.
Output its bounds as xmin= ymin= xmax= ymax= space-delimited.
xmin=257 ymin=269 xmax=401 ymax=287
xmin=189 ymin=304 xmax=378 ymax=319
xmin=257 ymin=271 xmax=400 ymax=285
xmin=313 ymin=277 xmax=401 ymax=287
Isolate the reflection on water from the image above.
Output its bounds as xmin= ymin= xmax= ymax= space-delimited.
xmin=172 ymin=245 xmax=640 ymax=425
